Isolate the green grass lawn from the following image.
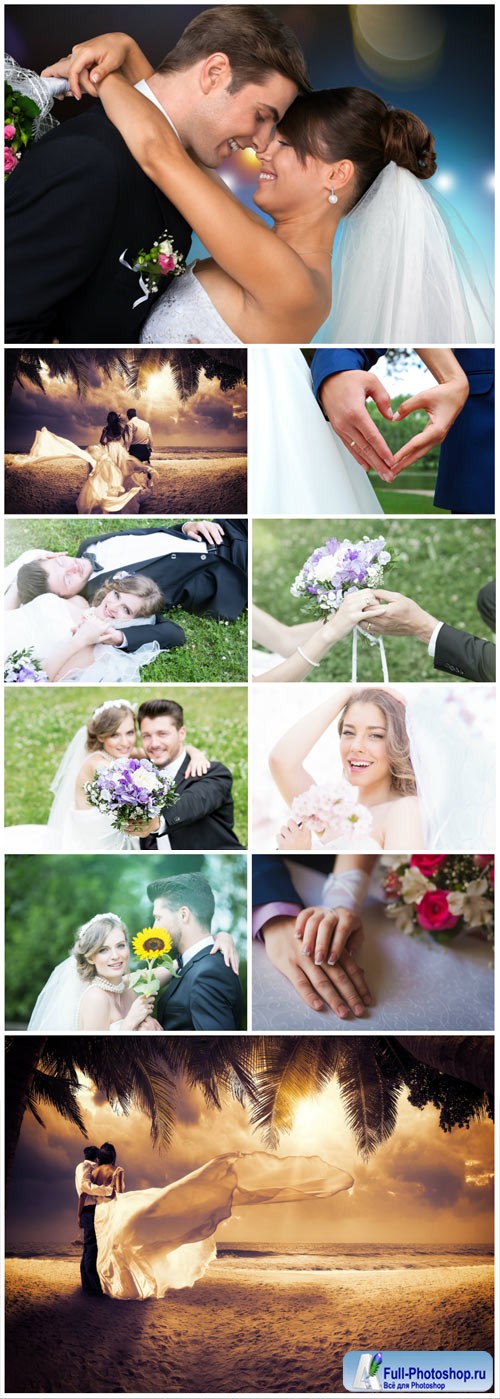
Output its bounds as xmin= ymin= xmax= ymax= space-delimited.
xmin=253 ymin=517 xmax=495 ymax=683
xmin=5 ymin=684 xmax=248 ymax=843
xmin=5 ymin=517 xmax=248 ymax=682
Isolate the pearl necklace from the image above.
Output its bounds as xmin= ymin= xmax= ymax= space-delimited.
xmin=93 ymin=975 xmax=127 ymax=994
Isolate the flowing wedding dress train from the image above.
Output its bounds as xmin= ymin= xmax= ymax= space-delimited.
xmin=95 ymin=1152 xmax=353 ymax=1299
xmin=250 ymin=348 xmax=383 ymax=515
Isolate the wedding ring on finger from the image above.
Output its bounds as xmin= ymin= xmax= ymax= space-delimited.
xmin=349 ymin=439 xmax=357 ymax=449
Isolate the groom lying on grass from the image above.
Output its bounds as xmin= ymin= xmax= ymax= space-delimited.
xmin=4 ymin=517 xmax=247 ymax=682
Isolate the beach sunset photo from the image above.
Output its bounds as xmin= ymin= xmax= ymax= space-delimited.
xmin=5 ymin=1034 xmax=493 ymax=1395
xmin=5 ymin=348 xmax=247 ymax=515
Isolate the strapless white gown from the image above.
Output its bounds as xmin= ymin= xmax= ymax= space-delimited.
xmin=3 ymin=594 xmax=160 ymax=683
xmin=249 ymin=347 xmax=383 ymax=515
xmin=140 ymin=264 xmax=243 ymax=345
xmin=95 ymin=1152 xmax=352 ymax=1299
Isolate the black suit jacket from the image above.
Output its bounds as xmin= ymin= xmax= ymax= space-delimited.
xmin=434 ymin=625 xmax=495 ymax=682
xmin=5 ymin=104 xmax=192 ymax=343
xmin=157 ymin=946 xmax=243 ymax=1030
xmin=141 ymin=754 xmax=243 ymax=851
xmin=253 ymin=855 xmax=335 ymax=907
xmin=77 ymin=520 xmax=247 ymax=623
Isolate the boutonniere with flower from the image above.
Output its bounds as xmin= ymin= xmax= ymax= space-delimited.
xmin=119 ymin=230 xmax=187 ymax=308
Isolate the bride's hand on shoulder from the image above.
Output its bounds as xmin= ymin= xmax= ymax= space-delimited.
xmin=42 ymin=33 xmax=148 ymax=101
xmin=276 ymin=818 xmax=312 ymax=851
xmin=185 ymin=745 xmax=211 ymax=778
xmin=211 ymin=933 xmax=239 ymax=973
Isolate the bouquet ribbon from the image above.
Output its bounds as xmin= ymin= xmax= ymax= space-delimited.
xmin=352 ymin=626 xmax=389 ymax=683
xmin=119 ymin=250 xmax=153 ymax=309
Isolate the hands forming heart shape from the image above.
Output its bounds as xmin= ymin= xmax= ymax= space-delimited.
xmin=320 ymin=368 xmax=470 ymax=483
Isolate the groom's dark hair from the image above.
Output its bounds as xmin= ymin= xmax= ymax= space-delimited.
xmin=83 ymin=1146 xmax=100 ymax=1162
xmin=126 ymin=408 xmax=137 ymax=419
xmin=156 ymin=6 xmax=310 ymax=95
xmin=138 ymin=699 xmax=184 ymax=729
xmin=17 ymin=559 xmax=50 ymax=604
xmin=147 ymin=874 xmax=215 ymax=930
xmin=99 ymin=1143 xmax=117 ymax=1165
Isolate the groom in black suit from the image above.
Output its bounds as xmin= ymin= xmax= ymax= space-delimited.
xmin=5 ymin=7 xmax=308 ymax=342
xmin=12 ymin=518 xmax=248 ymax=654
xmin=136 ymin=699 xmax=243 ymax=850
xmin=148 ymin=875 xmax=243 ymax=1030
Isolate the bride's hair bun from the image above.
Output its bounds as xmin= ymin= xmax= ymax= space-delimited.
xmin=381 ymin=107 xmax=436 ymax=180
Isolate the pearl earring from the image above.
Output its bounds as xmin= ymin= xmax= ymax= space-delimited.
xmin=328 ymin=187 xmax=338 ymax=205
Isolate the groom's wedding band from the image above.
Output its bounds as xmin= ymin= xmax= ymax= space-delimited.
xmin=349 ymin=439 xmax=357 ymax=448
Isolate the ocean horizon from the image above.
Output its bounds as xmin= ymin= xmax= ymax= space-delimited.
xmin=6 ymin=1240 xmax=493 ymax=1269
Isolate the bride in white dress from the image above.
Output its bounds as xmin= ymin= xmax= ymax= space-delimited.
xmin=267 ymin=684 xmax=495 ymax=854
xmin=27 ymin=425 xmax=145 ymax=515
xmin=88 ymin=1149 xmax=353 ymax=1299
xmin=3 ymin=574 xmax=166 ymax=683
xmin=46 ymin=33 xmax=493 ymax=346
xmin=28 ymin=910 xmax=237 ymax=1031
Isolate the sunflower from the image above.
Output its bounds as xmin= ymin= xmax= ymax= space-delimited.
xmin=132 ymin=927 xmax=172 ymax=959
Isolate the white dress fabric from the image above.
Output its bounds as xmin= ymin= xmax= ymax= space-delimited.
xmin=76 ymin=441 xmax=143 ymax=515
xmin=140 ymin=264 xmax=244 ymax=346
xmin=27 ymin=955 xmax=125 ymax=1030
xmin=324 ymin=163 xmax=493 ymax=344
xmin=48 ymin=728 xmax=140 ymax=852
xmin=3 ymin=594 xmax=160 ymax=683
xmin=95 ymin=1152 xmax=352 ymax=1299
xmin=249 ymin=347 xmax=383 ymax=515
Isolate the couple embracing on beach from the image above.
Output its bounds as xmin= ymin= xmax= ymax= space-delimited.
xmin=74 ymin=1140 xmax=352 ymax=1300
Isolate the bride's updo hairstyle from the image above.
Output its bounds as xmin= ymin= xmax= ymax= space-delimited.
xmin=277 ymin=87 xmax=436 ymax=209
xmin=86 ymin=701 xmax=137 ymax=753
xmin=339 ymin=688 xmax=417 ymax=796
xmin=72 ymin=913 xmax=128 ymax=983
xmin=92 ymin=574 xmax=165 ymax=618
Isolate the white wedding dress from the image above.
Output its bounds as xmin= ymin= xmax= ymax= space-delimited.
xmin=94 ymin=1152 xmax=352 ymax=1299
xmin=6 ymin=726 xmax=144 ymax=855
xmin=250 ymin=348 xmax=383 ymax=515
xmin=27 ymin=955 xmax=127 ymax=1030
xmin=3 ymin=594 xmax=160 ymax=683
xmin=140 ymin=264 xmax=243 ymax=346
xmin=27 ymin=428 xmax=144 ymax=514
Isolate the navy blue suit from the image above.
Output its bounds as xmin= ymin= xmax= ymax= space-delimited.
xmin=253 ymin=855 xmax=334 ymax=909
xmin=311 ymin=349 xmax=494 ymax=514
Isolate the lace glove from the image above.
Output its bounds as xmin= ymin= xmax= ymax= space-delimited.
xmin=321 ymin=868 xmax=370 ymax=913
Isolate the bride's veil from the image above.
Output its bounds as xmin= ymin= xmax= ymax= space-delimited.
xmin=323 ymin=162 xmax=493 ymax=343
xmin=405 ymin=688 xmax=495 ymax=850
xmin=28 ymin=955 xmax=83 ymax=1030
xmin=48 ymin=726 xmax=90 ymax=833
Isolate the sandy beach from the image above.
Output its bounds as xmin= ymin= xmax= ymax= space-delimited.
xmin=4 ymin=452 xmax=247 ymax=515
xmin=5 ymin=1255 xmax=493 ymax=1394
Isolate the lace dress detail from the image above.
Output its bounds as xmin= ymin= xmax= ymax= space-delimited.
xmin=140 ymin=265 xmax=243 ymax=346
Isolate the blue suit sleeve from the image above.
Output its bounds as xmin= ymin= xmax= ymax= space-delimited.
xmin=311 ymin=350 xmax=385 ymax=401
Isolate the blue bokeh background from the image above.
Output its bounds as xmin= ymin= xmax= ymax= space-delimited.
xmin=6 ymin=5 xmax=494 ymax=285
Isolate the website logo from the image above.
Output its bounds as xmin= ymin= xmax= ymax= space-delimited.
xmin=352 ymin=1352 xmax=383 ymax=1391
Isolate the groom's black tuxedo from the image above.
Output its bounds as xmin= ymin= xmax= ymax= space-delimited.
xmin=76 ymin=520 xmax=248 ymax=650
xmin=140 ymin=753 xmax=243 ymax=850
xmin=5 ymin=104 xmax=192 ymax=343
xmin=433 ymin=625 xmax=495 ymax=682
xmin=253 ymin=855 xmax=334 ymax=908
xmin=156 ymin=946 xmax=243 ymax=1030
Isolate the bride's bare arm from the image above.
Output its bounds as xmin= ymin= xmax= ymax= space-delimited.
xmin=44 ymin=614 xmax=115 ymax=682
xmin=254 ymin=593 xmax=383 ymax=682
xmin=269 ymin=686 xmax=354 ymax=805
xmin=42 ymin=33 xmax=152 ymax=100
xmin=97 ymin=74 xmax=315 ymax=313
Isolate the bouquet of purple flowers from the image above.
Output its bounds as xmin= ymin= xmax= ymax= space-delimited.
xmin=290 ymin=535 xmax=392 ymax=618
xmin=4 ymin=648 xmax=49 ymax=683
xmin=83 ymin=758 xmax=178 ymax=832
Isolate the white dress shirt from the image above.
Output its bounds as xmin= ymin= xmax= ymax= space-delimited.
xmin=87 ymin=532 xmax=207 ymax=578
xmin=427 ymin=621 xmax=444 ymax=658
xmin=157 ymin=749 xmax=187 ymax=847
xmin=75 ymin=1160 xmax=114 ymax=1208
xmin=135 ymin=80 xmax=181 ymax=139
xmin=125 ymin=415 xmax=153 ymax=448
xmin=180 ymin=936 xmax=215 ymax=969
